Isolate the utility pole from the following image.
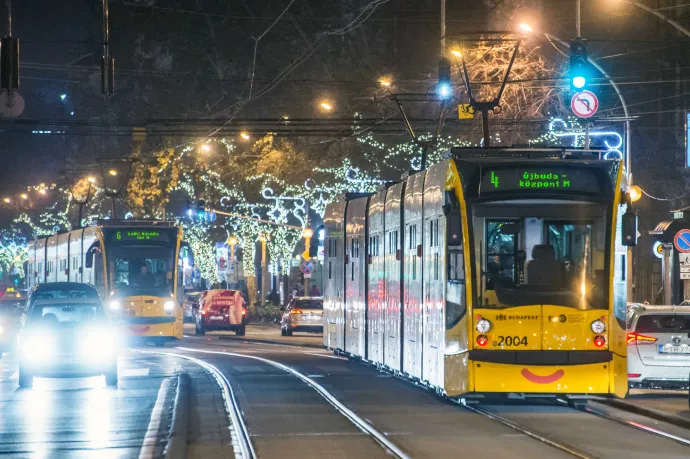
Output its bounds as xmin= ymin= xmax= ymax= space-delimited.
xmin=440 ymin=0 xmax=446 ymax=57
xmin=575 ymin=0 xmax=581 ymax=38
xmin=101 ymin=0 xmax=114 ymax=96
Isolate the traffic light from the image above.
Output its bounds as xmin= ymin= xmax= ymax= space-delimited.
xmin=569 ymin=38 xmax=589 ymax=91
xmin=437 ymin=57 xmax=452 ymax=100
xmin=196 ymin=200 xmax=206 ymax=222
xmin=1 ymin=36 xmax=20 ymax=90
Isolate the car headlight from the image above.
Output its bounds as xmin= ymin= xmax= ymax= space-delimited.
xmin=109 ymin=300 xmax=121 ymax=310
xmin=476 ymin=319 xmax=492 ymax=334
xmin=21 ymin=334 xmax=54 ymax=361
xmin=82 ymin=330 xmax=118 ymax=359
xmin=591 ymin=319 xmax=606 ymax=334
xmin=164 ymin=300 xmax=175 ymax=313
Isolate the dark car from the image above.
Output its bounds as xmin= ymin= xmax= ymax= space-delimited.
xmin=17 ymin=298 xmax=119 ymax=388
xmin=0 ymin=296 xmax=25 ymax=357
xmin=27 ymin=282 xmax=101 ymax=312
xmin=183 ymin=292 xmax=202 ymax=323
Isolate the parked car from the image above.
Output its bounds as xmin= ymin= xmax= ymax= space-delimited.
xmin=195 ymin=290 xmax=247 ymax=336
xmin=0 ymin=295 xmax=25 ymax=357
xmin=17 ymin=298 xmax=119 ymax=388
xmin=183 ymin=292 xmax=202 ymax=323
xmin=628 ymin=304 xmax=690 ymax=389
xmin=280 ymin=297 xmax=323 ymax=336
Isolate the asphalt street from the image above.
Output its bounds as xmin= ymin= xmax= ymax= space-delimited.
xmin=1 ymin=324 xmax=689 ymax=458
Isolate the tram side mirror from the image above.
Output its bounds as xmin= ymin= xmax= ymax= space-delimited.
xmin=621 ymin=211 xmax=637 ymax=247
xmin=84 ymin=241 xmax=100 ymax=268
xmin=500 ymin=223 xmax=520 ymax=235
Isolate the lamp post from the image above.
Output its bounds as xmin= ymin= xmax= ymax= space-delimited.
xmin=228 ymin=236 xmax=238 ymax=289
xmin=302 ymin=227 xmax=314 ymax=294
xmin=259 ymin=234 xmax=268 ymax=305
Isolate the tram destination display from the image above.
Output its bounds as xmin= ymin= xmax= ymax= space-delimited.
xmin=480 ymin=166 xmax=602 ymax=194
xmin=107 ymin=229 xmax=172 ymax=243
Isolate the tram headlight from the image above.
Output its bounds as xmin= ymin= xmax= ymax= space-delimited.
xmin=164 ymin=300 xmax=175 ymax=313
xmin=476 ymin=319 xmax=492 ymax=334
xmin=109 ymin=300 xmax=121 ymax=310
xmin=591 ymin=319 xmax=606 ymax=334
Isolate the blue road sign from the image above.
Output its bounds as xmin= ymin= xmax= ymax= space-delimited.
xmin=674 ymin=229 xmax=690 ymax=253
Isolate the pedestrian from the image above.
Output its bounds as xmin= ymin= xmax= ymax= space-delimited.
xmin=310 ymin=285 xmax=321 ymax=297
xmin=268 ymin=289 xmax=280 ymax=305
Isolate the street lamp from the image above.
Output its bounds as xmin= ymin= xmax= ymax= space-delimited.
xmin=450 ymin=49 xmax=462 ymax=58
xmin=378 ymin=77 xmax=392 ymax=88
xmin=518 ymin=23 xmax=533 ymax=34
xmin=3 ymin=198 xmax=10 ymax=204
xmin=628 ymin=185 xmax=642 ymax=203
xmin=200 ymin=144 xmax=212 ymax=152
xmin=319 ymin=101 xmax=333 ymax=112
xmin=88 ymin=176 xmax=96 ymax=183
xmin=240 ymin=132 xmax=250 ymax=141
xmin=108 ymin=169 xmax=117 ymax=176
xmin=38 ymin=189 xmax=46 ymax=195
xmin=19 ymin=193 xmax=27 ymax=200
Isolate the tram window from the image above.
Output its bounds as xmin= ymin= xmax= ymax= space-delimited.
xmin=449 ymin=248 xmax=464 ymax=281
xmin=434 ymin=253 xmax=439 ymax=281
xmin=328 ymin=261 xmax=332 ymax=280
xmin=486 ymin=221 xmax=517 ymax=287
xmin=412 ymin=256 xmax=417 ymax=280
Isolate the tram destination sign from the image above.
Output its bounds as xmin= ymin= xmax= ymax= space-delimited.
xmin=109 ymin=230 xmax=171 ymax=243
xmin=480 ymin=167 xmax=601 ymax=194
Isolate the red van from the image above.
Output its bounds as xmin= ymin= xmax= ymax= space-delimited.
xmin=195 ymin=290 xmax=247 ymax=336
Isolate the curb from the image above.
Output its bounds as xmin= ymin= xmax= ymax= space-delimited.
xmin=216 ymin=335 xmax=324 ymax=349
xmin=594 ymin=398 xmax=690 ymax=429
xmin=164 ymin=373 xmax=191 ymax=459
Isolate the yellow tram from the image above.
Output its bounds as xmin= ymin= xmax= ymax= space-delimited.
xmin=27 ymin=220 xmax=191 ymax=345
xmin=323 ymin=148 xmax=636 ymax=397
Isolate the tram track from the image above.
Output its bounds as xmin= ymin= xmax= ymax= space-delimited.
xmin=174 ymin=347 xmax=411 ymax=459
xmin=138 ymin=350 xmax=257 ymax=459
xmin=557 ymin=397 xmax=690 ymax=449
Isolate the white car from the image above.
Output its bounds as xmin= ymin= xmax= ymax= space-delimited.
xmin=627 ymin=304 xmax=690 ymax=389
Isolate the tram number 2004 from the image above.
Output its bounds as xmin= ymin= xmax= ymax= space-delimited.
xmin=496 ymin=336 xmax=528 ymax=347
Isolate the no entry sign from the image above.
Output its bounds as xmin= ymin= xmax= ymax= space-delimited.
xmin=571 ymin=90 xmax=598 ymax=118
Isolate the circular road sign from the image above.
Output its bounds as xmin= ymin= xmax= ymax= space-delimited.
xmin=0 ymin=91 xmax=24 ymax=118
xmin=674 ymin=229 xmax=690 ymax=253
xmin=571 ymin=90 xmax=598 ymax=118
xmin=652 ymin=241 xmax=663 ymax=259
xmin=299 ymin=259 xmax=314 ymax=275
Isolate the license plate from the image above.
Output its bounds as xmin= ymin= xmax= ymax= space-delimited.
xmin=210 ymin=315 xmax=224 ymax=320
xmin=658 ymin=344 xmax=690 ymax=354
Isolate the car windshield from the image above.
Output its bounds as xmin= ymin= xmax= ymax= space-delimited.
xmin=108 ymin=245 xmax=175 ymax=297
xmin=636 ymin=314 xmax=690 ymax=333
xmin=474 ymin=200 xmax=609 ymax=310
xmin=29 ymin=302 xmax=106 ymax=326
xmin=294 ymin=299 xmax=323 ymax=310
xmin=31 ymin=284 xmax=99 ymax=302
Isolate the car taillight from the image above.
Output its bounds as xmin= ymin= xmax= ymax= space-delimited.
xmin=627 ymin=332 xmax=657 ymax=345
xmin=593 ymin=335 xmax=606 ymax=347
xmin=201 ymin=310 xmax=206 ymax=315
xmin=476 ymin=335 xmax=488 ymax=347
xmin=628 ymin=373 xmax=642 ymax=378
xmin=291 ymin=309 xmax=303 ymax=315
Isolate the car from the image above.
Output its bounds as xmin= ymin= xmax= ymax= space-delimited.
xmin=195 ymin=289 xmax=247 ymax=336
xmin=17 ymin=298 xmax=120 ymax=389
xmin=627 ymin=304 xmax=690 ymax=390
xmin=26 ymin=282 xmax=100 ymax=312
xmin=183 ymin=292 xmax=202 ymax=323
xmin=280 ymin=297 xmax=323 ymax=336
xmin=0 ymin=296 xmax=25 ymax=357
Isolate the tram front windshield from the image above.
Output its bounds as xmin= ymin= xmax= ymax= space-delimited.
xmin=475 ymin=199 xmax=609 ymax=310
xmin=108 ymin=245 xmax=175 ymax=297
